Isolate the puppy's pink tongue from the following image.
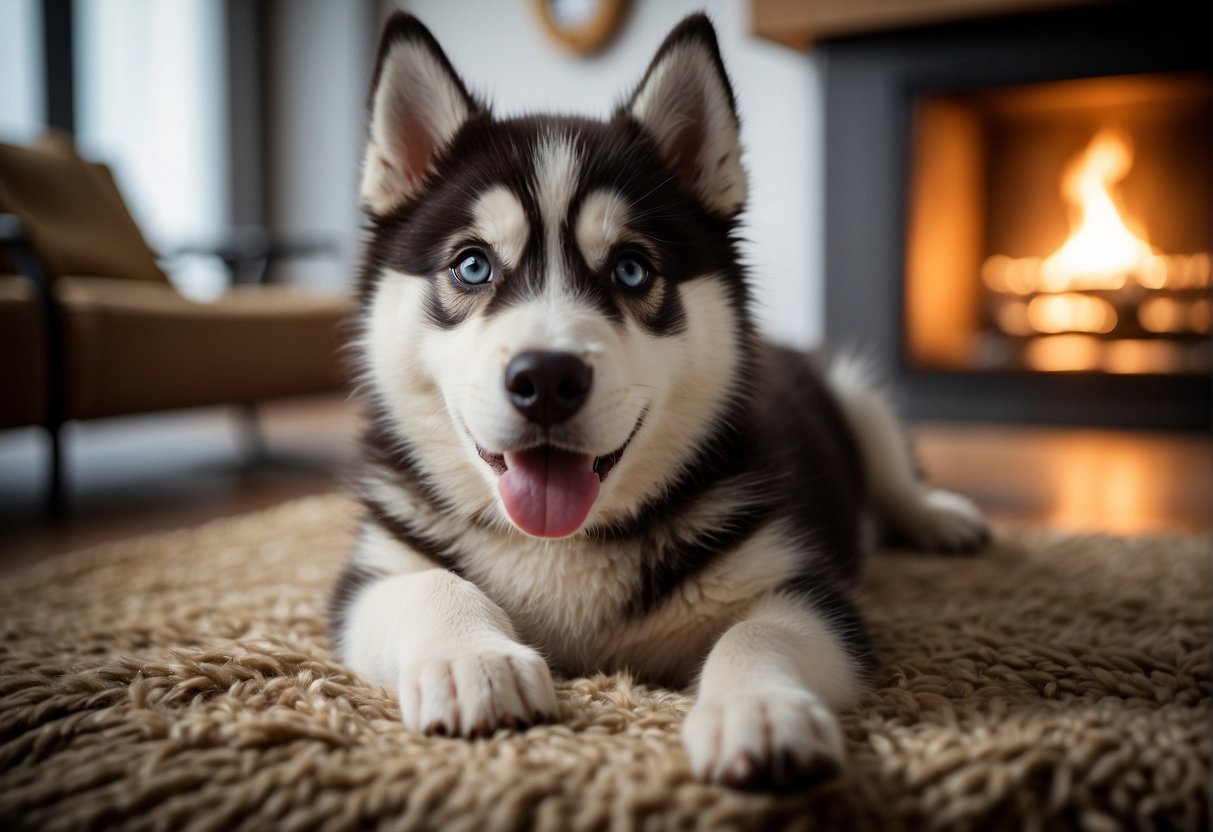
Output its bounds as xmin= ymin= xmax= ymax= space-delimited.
xmin=499 ymin=448 xmax=600 ymax=538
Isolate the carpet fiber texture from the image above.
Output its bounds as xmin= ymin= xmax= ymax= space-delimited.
xmin=0 ymin=495 xmax=1207 ymax=831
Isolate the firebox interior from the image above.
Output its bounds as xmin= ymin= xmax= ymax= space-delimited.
xmin=905 ymin=73 xmax=1210 ymax=375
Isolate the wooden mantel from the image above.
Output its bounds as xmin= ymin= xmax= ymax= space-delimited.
xmin=750 ymin=0 xmax=1115 ymax=49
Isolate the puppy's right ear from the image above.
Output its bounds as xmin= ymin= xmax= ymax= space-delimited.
xmin=360 ymin=13 xmax=478 ymax=216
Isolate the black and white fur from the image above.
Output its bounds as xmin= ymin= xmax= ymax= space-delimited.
xmin=331 ymin=12 xmax=989 ymax=789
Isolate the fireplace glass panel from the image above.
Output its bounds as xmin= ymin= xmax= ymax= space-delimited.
xmin=905 ymin=74 xmax=1210 ymax=375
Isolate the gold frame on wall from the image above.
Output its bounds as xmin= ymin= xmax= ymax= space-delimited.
xmin=532 ymin=0 xmax=631 ymax=55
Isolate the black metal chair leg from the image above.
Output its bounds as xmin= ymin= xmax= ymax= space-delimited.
xmin=46 ymin=422 xmax=66 ymax=520
xmin=238 ymin=402 xmax=266 ymax=464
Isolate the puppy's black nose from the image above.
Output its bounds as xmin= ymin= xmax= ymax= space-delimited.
xmin=504 ymin=351 xmax=592 ymax=427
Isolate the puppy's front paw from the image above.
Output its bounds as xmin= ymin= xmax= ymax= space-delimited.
xmin=397 ymin=644 xmax=558 ymax=738
xmin=894 ymin=487 xmax=990 ymax=553
xmin=682 ymin=687 xmax=844 ymax=789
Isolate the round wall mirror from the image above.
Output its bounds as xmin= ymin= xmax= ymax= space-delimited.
xmin=533 ymin=0 xmax=631 ymax=55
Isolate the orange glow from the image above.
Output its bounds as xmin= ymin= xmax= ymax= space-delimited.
xmin=1137 ymin=296 xmax=1213 ymax=334
xmin=1101 ymin=340 xmax=1185 ymax=374
xmin=994 ymin=300 xmax=1033 ymax=335
xmin=1140 ymin=255 xmax=1170 ymax=289
xmin=1039 ymin=130 xmax=1154 ymax=292
xmin=1023 ymin=334 xmax=1102 ymax=372
xmin=1026 ymin=293 xmax=1117 ymax=334
xmin=1190 ymin=298 xmax=1211 ymax=332
xmin=1176 ymin=252 xmax=1211 ymax=288
xmin=1138 ymin=297 xmax=1185 ymax=333
xmin=1047 ymin=443 xmax=1155 ymax=534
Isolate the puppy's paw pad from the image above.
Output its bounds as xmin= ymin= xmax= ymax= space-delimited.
xmin=682 ymin=689 xmax=844 ymax=790
xmin=896 ymin=488 xmax=990 ymax=553
xmin=397 ymin=645 xmax=557 ymax=737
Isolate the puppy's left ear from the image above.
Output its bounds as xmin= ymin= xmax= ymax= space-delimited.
xmin=360 ymin=13 xmax=480 ymax=216
xmin=625 ymin=14 xmax=746 ymax=216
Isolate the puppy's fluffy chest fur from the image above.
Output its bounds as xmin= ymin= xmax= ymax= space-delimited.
xmin=462 ymin=513 xmax=802 ymax=684
xmin=363 ymin=393 xmax=835 ymax=687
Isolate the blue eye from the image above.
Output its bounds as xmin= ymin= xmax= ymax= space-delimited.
xmin=452 ymin=249 xmax=493 ymax=285
xmin=612 ymin=254 xmax=650 ymax=289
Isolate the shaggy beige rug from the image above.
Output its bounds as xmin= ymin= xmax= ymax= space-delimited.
xmin=0 ymin=495 xmax=1207 ymax=831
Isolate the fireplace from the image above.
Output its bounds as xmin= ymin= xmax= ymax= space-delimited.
xmin=907 ymin=74 xmax=1210 ymax=376
xmin=819 ymin=1 xmax=1211 ymax=428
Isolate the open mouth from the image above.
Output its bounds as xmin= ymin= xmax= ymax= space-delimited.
xmin=473 ymin=415 xmax=644 ymax=539
xmin=475 ymin=439 xmax=631 ymax=482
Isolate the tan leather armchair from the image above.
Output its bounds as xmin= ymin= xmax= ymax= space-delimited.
xmin=0 ymin=135 xmax=353 ymax=515
xmin=0 ymin=243 xmax=45 ymax=431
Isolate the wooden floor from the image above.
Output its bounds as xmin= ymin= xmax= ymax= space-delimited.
xmin=0 ymin=396 xmax=1207 ymax=576
xmin=0 ymin=398 xmax=359 ymax=576
xmin=912 ymin=422 xmax=1210 ymax=536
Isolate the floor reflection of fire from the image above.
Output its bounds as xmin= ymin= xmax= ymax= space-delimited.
xmin=982 ymin=130 xmax=1210 ymax=373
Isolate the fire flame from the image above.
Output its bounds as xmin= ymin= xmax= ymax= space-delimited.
xmin=974 ymin=125 xmax=1210 ymax=375
xmin=1039 ymin=130 xmax=1154 ymax=292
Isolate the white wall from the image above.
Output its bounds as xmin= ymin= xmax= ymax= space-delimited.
xmin=396 ymin=0 xmax=825 ymax=347
xmin=265 ymin=0 xmax=375 ymax=292
xmin=0 ymin=0 xmax=44 ymax=145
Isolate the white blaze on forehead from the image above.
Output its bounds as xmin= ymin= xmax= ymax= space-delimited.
xmin=575 ymin=190 xmax=631 ymax=271
xmin=535 ymin=134 xmax=580 ymax=281
xmin=471 ymin=186 xmax=529 ymax=270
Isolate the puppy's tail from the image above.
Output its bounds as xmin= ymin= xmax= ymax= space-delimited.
xmin=826 ymin=355 xmax=990 ymax=553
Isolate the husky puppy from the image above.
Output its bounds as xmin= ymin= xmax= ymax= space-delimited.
xmin=331 ymin=12 xmax=989 ymax=788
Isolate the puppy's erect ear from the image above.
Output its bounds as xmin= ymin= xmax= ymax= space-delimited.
xmin=360 ymin=13 xmax=479 ymax=216
xmin=625 ymin=14 xmax=746 ymax=215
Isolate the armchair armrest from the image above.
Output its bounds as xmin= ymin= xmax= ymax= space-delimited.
xmin=0 ymin=212 xmax=28 ymax=248
xmin=165 ymin=227 xmax=341 ymax=286
xmin=0 ymin=213 xmax=52 ymax=294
